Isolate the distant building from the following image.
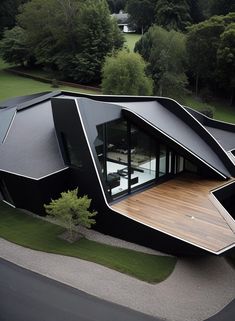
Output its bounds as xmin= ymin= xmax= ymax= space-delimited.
xmin=111 ymin=10 xmax=135 ymax=33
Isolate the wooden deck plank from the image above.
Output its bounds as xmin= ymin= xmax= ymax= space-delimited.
xmin=111 ymin=174 xmax=235 ymax=253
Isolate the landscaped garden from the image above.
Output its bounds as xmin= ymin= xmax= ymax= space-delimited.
xmin=0 ymin=201 xmax=176 ymax=283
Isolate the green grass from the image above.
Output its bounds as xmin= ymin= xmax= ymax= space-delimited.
xmin=184 ymin=94 xmax=235 ymax=124
xmin=0 ymin=59 xmax=99 ymax=103
xmin=124 ymin=33 xmax=141 ymax=52
xmin=0 ymin=202 xmax=176 ymax=283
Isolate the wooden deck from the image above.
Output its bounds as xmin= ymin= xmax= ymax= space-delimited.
xmin=111 ymin=174 xmax=235 ymax=254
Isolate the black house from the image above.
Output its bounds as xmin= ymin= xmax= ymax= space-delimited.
xmin=1 ymin=91 xmax=235 ymax=255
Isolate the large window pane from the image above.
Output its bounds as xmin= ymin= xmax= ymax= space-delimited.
xmin=159 ymin=144 xmax=167 ymax=177
xmin=130 ymin=124 xmax=156 ymax=189
xmin=106 ymin=119 xmax=128 ymax=197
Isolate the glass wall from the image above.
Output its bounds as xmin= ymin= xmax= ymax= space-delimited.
xmin=106 ymin=120 xmax=128 ymax=196
xmin=94 ymin=118 xmax=195 ymax=199
xmin=130 ymin=124 xmax=156 ymax=190
xmin=159 ymin=144 xmax=167 ymax=177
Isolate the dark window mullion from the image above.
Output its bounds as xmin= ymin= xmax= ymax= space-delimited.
xmin=127 ymin=121 xmax=131 ymax=194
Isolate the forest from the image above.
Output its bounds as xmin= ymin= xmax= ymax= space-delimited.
xmin=0 ymin=0 xmax=234 ymax=105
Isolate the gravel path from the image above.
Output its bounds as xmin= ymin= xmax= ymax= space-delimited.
xmin=1 ymin=238 xmax=234 ymax=321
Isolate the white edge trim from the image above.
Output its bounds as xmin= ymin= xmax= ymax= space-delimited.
xmin=123 ymin=107 xmax=227 ymax=179
xmin=176 ymin=101 xmax=234 ymax=175
xmin=210 ymin=180 xmax=235 ymax=233
xmin=0 ymin=167 xmax=69 ymax=181
xmin=2 ymin=200 xmax=16 ymax=208
xmin=2 ymin=110 xmax=17 ymax=144
xmin=74 ymin=99 xmax=234 ymax=255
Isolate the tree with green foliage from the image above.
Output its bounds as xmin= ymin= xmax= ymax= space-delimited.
xmin=209 ymin=0 xmax=235 ymax=17
xmin=186 ymin=13 xmax=235 ymax=97
xmin=2 ymin=0 xmax=124 ymax=83
xmin=217 ymin=23 xmax=235 ymax=105
xmin=102 ymin=50 xmax=153 ymax=95
xmin=126 ymin=0 xmax=157 ymax=34
xmin=155 ymin=0 xmax=192 ymax=31
xmin=61 ymin=0 xmax=124 ymax=83
xmin=0 ymin=0 xmax=28 ymax=38
xmin=0 ymin=26 xmax=34 ymax=66
xmin=135 ymin=26 xmax=188 ymax=98
xmin=188 ymin=0 xmax=204 ymax=24
xmin=107 ymin=0 xmax=127 ymax=13
xmin=44 ymin=188 xmax=96 ymax=241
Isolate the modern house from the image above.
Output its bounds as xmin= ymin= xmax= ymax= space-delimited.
xmin=0 ymin=91 xmax=235 ymax=255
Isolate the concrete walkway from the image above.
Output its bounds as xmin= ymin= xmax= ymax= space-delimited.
xmin=0 ymin=238 xmax=234 ymax=321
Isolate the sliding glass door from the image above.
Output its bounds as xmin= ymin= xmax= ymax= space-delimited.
xmin=130 ymin=124 xmax=156 ymax=191
xmin=94 ymin=118 xmax=187 ymax=200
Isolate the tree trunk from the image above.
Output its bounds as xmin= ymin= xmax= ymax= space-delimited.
xmin=141 ymin=25 xmax=144 ymax=35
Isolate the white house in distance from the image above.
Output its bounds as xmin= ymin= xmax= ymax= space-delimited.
xmin=111 ymin=10 xmax=135 ymax=33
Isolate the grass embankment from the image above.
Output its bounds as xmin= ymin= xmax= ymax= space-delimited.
xmin=0 ymin=59 xmax=98 ymax=103
xmin=0 ymin=202 xmax=176 ymax=283
xmin=184 ymin=94 xmax=235 ymax=124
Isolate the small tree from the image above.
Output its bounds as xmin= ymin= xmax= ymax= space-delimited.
xmin=44 ymin=188 xmax=96 ymax=241
xmin=102 ymin=50 xmax=153 ymax=95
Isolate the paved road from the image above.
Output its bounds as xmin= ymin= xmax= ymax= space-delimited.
xmin=0 ymin=258 xmax=159 ymax=321
xmin=204 ymin=299 xmax=235 ymax=321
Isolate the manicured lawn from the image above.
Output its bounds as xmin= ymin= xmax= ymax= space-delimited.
xmin=0 ymin=202 xmax=176 ymax=283
xmin=0 ymin=59 xmax=98 ymax=103
xmin=184 ymin=95 xmax=235 ymax=124
xmin=124 ymin=33 xmax=141 ymax=52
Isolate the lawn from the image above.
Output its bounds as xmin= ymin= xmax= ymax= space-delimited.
xmin=0 ymin=59 xmax=98 ymax=103
xmin=0 ymin=201 xmax=176 ymax=283
xmin=1 ymin=58 xmax=235 ymax=124
xmin=184 ymin=94 xmax=235 ymax=124
xmin=124 ymin=33 xmax=141 ymax=52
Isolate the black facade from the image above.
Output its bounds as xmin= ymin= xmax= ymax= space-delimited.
xmin=0 ymin=91 xmax=235 ymax=256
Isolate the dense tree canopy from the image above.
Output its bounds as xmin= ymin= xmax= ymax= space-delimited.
xmin=102 ymin=50 xmax=153 ymax=95
xmin=155 ymin=0 xmax=192 ymax=31
xmin=186 ymin=13 xmax=235 ymax=97
xmin=0 ymin=0 xmax=124 ymax=83
xmin=0 ymin=0 xmax=28 ymax=38
xmin=126 ymin=0 xmax=157 ymax=34
xmin=135 ymin=26 xmax=187 ymax=98
xmin=209 ymin=0 xmax=235 ymax=17
xmin=107 ymin=0 xmax=127 ymax=13
xmin=0 ymin=26 xmax=33 ymax=66
xmin=217 ymin=23 xmax=235 ymax=104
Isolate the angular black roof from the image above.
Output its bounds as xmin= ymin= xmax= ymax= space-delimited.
xmin=1 ymin=91 xmax=235 ymax=179
xmin=0 ymin=93 xmax=66 ymax=179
